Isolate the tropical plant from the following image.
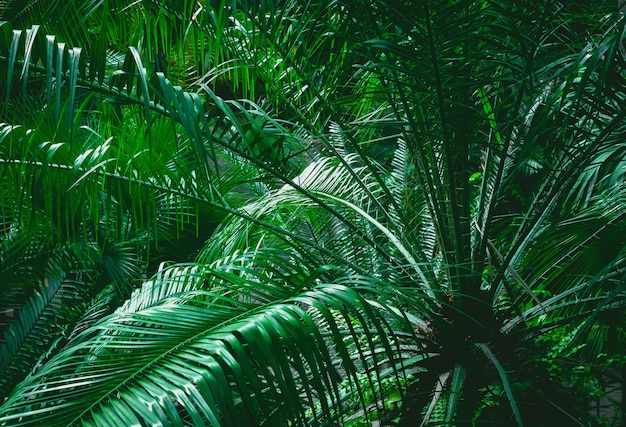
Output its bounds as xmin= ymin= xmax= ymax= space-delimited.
xmin=0 ymin=0 xmax=624 ymax=426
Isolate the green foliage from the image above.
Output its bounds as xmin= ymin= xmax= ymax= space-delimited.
xmin=0 ymin=0 xmax=625 ymax=426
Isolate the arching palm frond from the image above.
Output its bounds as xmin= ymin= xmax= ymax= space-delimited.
xmin=0 ymin=249 xmax=428 ymax=427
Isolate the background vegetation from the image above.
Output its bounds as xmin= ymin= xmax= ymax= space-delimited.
xmin=0 ymin=0 xmax=624 ymax=425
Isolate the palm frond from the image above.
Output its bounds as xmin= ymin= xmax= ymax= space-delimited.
xmin=0 ymin=251 xmax=426 ymax=426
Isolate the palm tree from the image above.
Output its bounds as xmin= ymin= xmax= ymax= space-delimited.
xmin=0 ymin=1 xmax=624 ymax=425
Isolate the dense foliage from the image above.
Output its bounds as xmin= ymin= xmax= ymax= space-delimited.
xmin=0 ymin=1 xmax=624 ymax=425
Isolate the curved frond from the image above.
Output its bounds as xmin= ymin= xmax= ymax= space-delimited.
xmin=0 ymin=255 xmax=426 ymax=426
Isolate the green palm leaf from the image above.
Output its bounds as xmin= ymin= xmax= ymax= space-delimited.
xmin=0 ymin=251 xmax=425 ymax=426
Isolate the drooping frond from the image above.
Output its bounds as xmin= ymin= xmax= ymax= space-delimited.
xmin=0 ymin=249 xmax=428 ymax=426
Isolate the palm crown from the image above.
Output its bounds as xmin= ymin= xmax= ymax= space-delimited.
xmin=0 ymin=1 xmax=624 ymax=426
